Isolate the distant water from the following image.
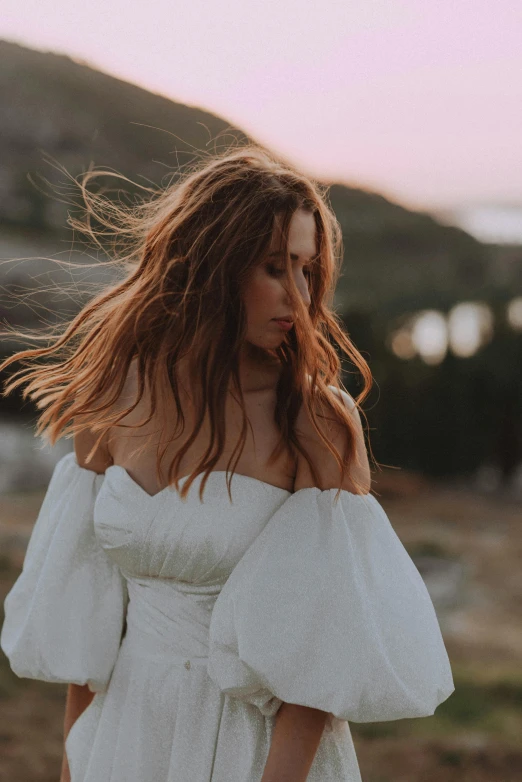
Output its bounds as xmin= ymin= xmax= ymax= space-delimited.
xmin=0 ymin=417 xmax=72 ymax=493
xmin=0 ymin=230 xmax=115 ymax=284
xmin=433 ymin=204 xmax=522 ymax=245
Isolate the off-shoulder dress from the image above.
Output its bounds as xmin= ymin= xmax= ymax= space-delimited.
xmin=1 ymin=452 xmax=454 ymax=781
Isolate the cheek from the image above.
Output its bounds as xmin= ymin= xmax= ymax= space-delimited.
xmin=245 ymin=277 xmax=280 ymax=312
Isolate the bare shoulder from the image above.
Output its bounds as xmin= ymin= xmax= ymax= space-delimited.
xmin=293 ymin=385 xmax=371 ymax=493
xmin=73 ymin=359 xmax=139 ymax=474
xmin=74 ymin=427 xmax=112 ymax=474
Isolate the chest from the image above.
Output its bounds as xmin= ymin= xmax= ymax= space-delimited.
xmin=107 ymin=380 xmax=297 ymax=495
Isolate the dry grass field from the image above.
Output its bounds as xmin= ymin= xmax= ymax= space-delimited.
xmin=1 ymin=474 xmax=521 ymax=781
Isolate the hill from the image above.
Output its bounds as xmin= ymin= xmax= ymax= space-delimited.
xmin=0 ymin=38 xmax=514 ymax=314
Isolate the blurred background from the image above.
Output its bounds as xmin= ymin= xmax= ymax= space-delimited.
xmin=1 ymin=2 xmax=521 ymax=780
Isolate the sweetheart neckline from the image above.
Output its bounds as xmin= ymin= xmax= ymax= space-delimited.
xmin=71 ymin=454 xmax=373 ymax=501
xmin=105 ymin=464 xmax=293 ymax=500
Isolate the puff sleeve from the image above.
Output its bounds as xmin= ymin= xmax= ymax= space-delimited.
xmin=0 ymin=452 xmax=128 ymax=694
xmin=207 ymin=488 xmax=454 ymax=722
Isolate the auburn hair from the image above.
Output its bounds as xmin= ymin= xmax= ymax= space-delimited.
xmin=1 ymin=142 xmax=374 ymax=503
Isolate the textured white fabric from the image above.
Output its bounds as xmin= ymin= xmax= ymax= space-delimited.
xmin=207 ymin=488 xmax=455 ymax=722
xmin=1 ymin=452 xmax=454 ymax=782
xmin=1 ymin=455 xmax=127 ymax=693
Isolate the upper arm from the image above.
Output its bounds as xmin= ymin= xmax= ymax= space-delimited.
xmin=293 ymin=387 xmax=371 ymax=494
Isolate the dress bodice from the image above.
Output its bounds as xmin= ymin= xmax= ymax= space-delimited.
xmin=92 ymin=466 xmax=293 ymax=667
xmin=95 ymin=465 xmax=291 ymax=584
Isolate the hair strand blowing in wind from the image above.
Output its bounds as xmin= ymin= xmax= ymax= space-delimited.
xmin=0 ymin=143 xmax=375 ymax=503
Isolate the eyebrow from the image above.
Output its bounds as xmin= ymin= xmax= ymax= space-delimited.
xmin=267 ymin=251 xmax=316 ymax=261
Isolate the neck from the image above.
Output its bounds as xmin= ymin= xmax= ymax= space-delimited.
xmin=174 ymin=345 xmax=282 ymax=397
xmin=235 ymin=343 xmax=282 ymax=394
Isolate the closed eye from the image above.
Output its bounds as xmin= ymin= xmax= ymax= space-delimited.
xmin=266 ymin=263 xmax=285 ymax=277
xmin=266 ymin=264 xmax=314 ymax=278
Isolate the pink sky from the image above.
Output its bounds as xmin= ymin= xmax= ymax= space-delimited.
xmin=2 ymin=0 xmax=521 ymax=212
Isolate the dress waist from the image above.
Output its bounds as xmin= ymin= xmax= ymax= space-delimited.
xmin=120 ymin=575 xmax=225 ymax=666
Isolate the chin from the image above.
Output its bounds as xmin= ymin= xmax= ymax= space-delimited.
xmin=245 ymin=342 xmax=280 ymax=360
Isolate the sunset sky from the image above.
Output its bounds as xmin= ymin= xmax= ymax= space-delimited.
xmin=2 ymin=0 xmax=521 ymax=216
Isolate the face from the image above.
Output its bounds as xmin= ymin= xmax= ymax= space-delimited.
xmin=242 ymin=208 xmax=316 ymax=358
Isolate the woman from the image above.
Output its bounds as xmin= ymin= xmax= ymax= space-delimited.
xmin=0 ymin=145 xmax=454 ymax=782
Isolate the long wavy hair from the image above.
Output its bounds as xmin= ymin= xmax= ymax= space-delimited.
xmin=1 ymin=143 xmax=374 ymax=502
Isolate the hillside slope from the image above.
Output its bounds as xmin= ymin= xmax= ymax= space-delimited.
xmin=0 ymin=39 xmax=497 ymax=310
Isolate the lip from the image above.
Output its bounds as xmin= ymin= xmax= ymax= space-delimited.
xmin=273 ymin=318 xmax=294 ymax=331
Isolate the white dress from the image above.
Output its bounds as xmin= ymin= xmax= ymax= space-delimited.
xmin=1 ymin=452 xmax=454 ymax=781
